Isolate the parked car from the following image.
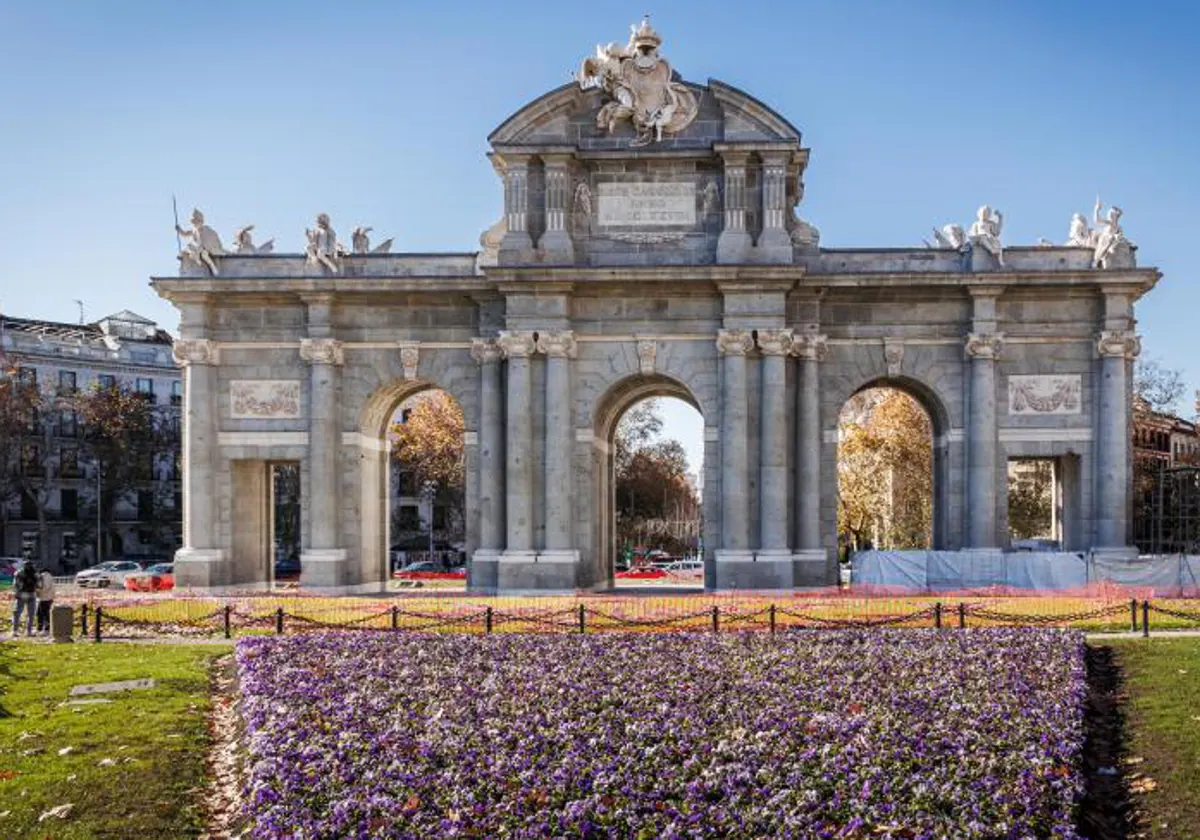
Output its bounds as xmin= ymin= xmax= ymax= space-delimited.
xmin=124 ymin=563 xmax=175 ymax=592
xmin=664 ymin=559 xmax=703 ymax=574
xmin=0 ymin=557 xmax=21 ymax=585
xmin=75 ymin=561 xmax=143 ymax=589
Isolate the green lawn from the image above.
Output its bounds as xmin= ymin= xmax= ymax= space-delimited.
xmin=0 ymin=640 xmax=229 ymax=839
xmin=1108 ymin=637 xmax=1200 ymax=840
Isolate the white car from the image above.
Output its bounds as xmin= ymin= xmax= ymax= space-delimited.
xmin=75 ymin=561 xmax=143 ymax=589
xmin=665 ymin=559 xmax=704 ymax=573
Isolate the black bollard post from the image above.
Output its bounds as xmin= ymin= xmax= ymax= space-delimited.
xmin=711 ymin=605 xmax=719 ymax=633
xmin=275 ymin=607 xmax=284 ymax=635
xmin=1142 ymin=600 xmax=1150 ymax=638
xmin=93 ymin=606 xmax=102 ymax=643
xmin=224 ymin=605 xmax=232 ymax=640
xmin=1131 ymin=598 xmax=1138 ymax=633
xmin=958 ymin=603 xmax=966 ymax=630
xmin=934 ymin=602 xmax=942 ymax=630
xmin=80 ymin=603 xmax=89 ymax=636
xmin=485 ymin=606 xmax=493 ymax=634
xmin=578 ymin=604 xmax=586 ymax=634
xmin=769 ymin=604 xmax=777 ymax=635
xmin=390 ymin=605 xmax=399 ymax=631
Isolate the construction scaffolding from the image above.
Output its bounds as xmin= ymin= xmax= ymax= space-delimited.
xmin=1133 ymin=463 xmax=1200 ymax=555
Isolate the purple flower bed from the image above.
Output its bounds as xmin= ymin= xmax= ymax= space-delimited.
xmin=236 ymin=630 xmax=1086 ymax=839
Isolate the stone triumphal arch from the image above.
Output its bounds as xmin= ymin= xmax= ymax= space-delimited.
xmin=156 ymin=21 xmax=1157 ymax=592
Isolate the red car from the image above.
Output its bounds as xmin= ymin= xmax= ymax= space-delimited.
xmin=124 ymin=562 xmax=175 ymax=592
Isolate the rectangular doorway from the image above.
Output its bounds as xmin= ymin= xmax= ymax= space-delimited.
xmin=1007 ymin=458 xmax=1062 ymax=549
xmin=231 ymin=460 xmax=301 ymax=587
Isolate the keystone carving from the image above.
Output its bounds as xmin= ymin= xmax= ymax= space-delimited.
xmin=883 ymin=337 xmax=905 ymax=375
xmin=497 ymin=331 xmax=537 ymax=359
xmin=397 ymin=342 xmax=420 ymax=380
xmin=965 ymin=332 xmax=1004 ymax=360
xmin=536 ymin=331 xmax=578 ymax=359
xmin=172 ymin=339 xmax=220 ymax=367
xmin=1096 ymin=330 xmax=1141 ymax=360
xmin=299 ymin=338 xmax=345 ymax=366
xmin=636 ymin=339 xmax=656 ymax=375
xmin=716 ymin=330 xmax=754 ymax=356
xmin=756 ymin=329 xmax=793 ymax=356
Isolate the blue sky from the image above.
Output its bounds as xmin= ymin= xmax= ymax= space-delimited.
xmin=2 ymin=0 xmax=1197 ymax=475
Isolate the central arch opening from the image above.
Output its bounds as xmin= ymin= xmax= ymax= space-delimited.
xmin=594 ymin=377 xmax=704 ymax=590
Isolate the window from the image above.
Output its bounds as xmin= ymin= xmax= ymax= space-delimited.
xmin=62 ymin=532 xmax=78 ymax=561
xmin=59 ymin=409 xmax=77 ymax=438
xmin=398 ymin=505 xmax=420 ymax=531
xmin=58 ymin=370 xmax=77 ymax=393
xmin=174 ymin=491 xmax=182 ymax=512
xmin=137 ymin=490 xmax=155 ymax=520
xmin=21 ymin=443 xmax=44 ymax=476
xmin=98 ymin=374 xmax=116 ymax=390
xmin=433 ymin=504 xmax=448 ymax=530
xmin=60 ymin=488 xmax=78 ymax=520
xmin=17 ymin=367 xmax=37 ymax=387
xmin=171 ymin=380 xmax=183 ymax=406
xmin=59 ymin=445 xmax=79 ymax=478
xmin=136 ymin=378 xmax=154 ymax=400
xmin=401 ymin=408 xmax=413 ymax=423
xmin=21 ymin=493 xmax=37 ymax=520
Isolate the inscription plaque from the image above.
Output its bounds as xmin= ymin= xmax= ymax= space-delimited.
xmin=597 ymin=183 xmax=696 ymax=227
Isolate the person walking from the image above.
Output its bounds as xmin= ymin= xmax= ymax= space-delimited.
xmin=11 ymin=560 xmax=38 ymax=637
xmin=35 ymin=567 xmax=56 ymax=635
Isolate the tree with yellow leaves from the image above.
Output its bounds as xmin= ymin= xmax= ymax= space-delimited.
xmin=837 ymin=388 xmax=933 ymax=554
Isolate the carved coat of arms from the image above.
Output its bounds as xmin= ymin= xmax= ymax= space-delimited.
xmin=577 ymin=18 xmax=699 ymax=147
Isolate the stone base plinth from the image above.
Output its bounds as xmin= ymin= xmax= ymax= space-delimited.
xmin=754 ymin=229 xmax=793 ymax=263
xmin=50 ymin=604 xmax=74 ymax=643
xmin=468 ymin=549 xmax=502 ymax=592
xmin=712 ymin=550 xmax=794 ymax=590
xmin=792 ymin=549 xmax=833 ymax=588
xmin=497 ymin=550 xmax=578 ymax=591
xmin=716 ymin=229 xmax=752 ymax=263
xmin=174 ymin=548 xmax=227 ymax=588
xmin=300 ymin=549 xmax=349 ymax=589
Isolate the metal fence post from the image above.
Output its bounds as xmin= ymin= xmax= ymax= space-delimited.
xmin=1131 ymin=598 xmax=1138 ymax=633
xmin=275 ymin=607 xmax=284 ymax=635
xmin=957 ymin=603 xmax=966 ymax=630
xmin=578 ymin=604 xmax=586 ymax=634
xmin=80 ymin=603 xmax=89 ymax=636
xmin=711 ymin=605 xmax=719 ymax=633
xmin=769 ymin=604 xmax=776 ymax=635
xmin=224 ymin=604 xmax=232 ymax=640
xmin=391 ymin=605 xmax=399 ymax=631
xmin=934 ymin=602 xmax=942 ymax=629
xmin=93 ymin=606 xmax=102 ymax=643
xmin=1142 ymin=600 xmax=1150 ymax=638
xmin=485 ymin=606 xmax=493 ymax=634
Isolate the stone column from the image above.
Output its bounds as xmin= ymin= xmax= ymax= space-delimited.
xmin=792 ymin=334 xmax=827 ymax=576
xmin=498 ymin=330 xmax=537 ymax=559
xmin=965 ymin=332 xmax=1003 ymax=548
xmin=537 ymin=331 xmax=578 ymax=563
xmin=470 ymin=338 xmax=505 ymax=565
xmin=538 ymin=156 xmax=574 ymax=263
xmin=758 ymin=153 xmax=792 ymax=260
xmin=498 ymin=156 xmax=534 ymax=262
xmin=756 ymin=329 xmax=792 ymax=560
xmin=172 ymin=338 xmax=224 ymax=585
xmin=299 ymin=337 xmax=347 ymax=584
xmin=1095 ymin=330 xmax=1141 ymax=551
xmin=716 ymin=329 xmax=754 ymax=564
xmin=716 ymin=152 xmax=752 ymax=263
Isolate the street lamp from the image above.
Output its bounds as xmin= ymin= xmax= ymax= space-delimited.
xmin=420 ymin=480 xmax=438 ymax=562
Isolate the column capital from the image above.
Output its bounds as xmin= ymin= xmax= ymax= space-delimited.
xmin=756 ymin=329 xmax=793 ymax=356
xmin=497 ymin=330 xmax=537 ymax=359
xmin=470 ymin=337 xmax=504 ymax=365
xmin=964 ymin=332 xmax=1004 ymax=360
xmin=716 ymin=329 xmax=754 ymax=356
xmin=299 ymin=337 xmax=345 ymax=366
xmin=1096 ymin=330 xmax=1141 ymax=360
xmin=536 ymin=330 xmax=577 ymax=358
xmin=172 ymin=339 xmax=220 ymax=367
xmin=790 ymin=333 xmax=828 ymax=361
